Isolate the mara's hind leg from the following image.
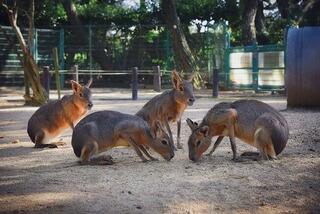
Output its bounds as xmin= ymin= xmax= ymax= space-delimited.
xmin=34 ymin=132 xmax=58 ymax=148
xmin=254 ymin=128 xmax=277 ymax=161
xmin=79 ymin=141 xmax=107 ymax=165
xmin=164 ymin=120 xmax=176 ymax=151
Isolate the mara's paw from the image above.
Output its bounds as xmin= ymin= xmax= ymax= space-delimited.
xmin=48 ymin=144 xmax=59 ymax=148
xmin=90 ymin=155 xmax=114 ymax=165
xmin=232 ymin=156 xmax=245 ymax=162
xmin=52 ymin=141 xmax=67 ymax=147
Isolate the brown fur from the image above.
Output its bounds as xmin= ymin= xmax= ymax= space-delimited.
xmin=27 ymin=80 xmax=93 ymax=148
xmin=187 ymin=100 xmax=289 ymax=162
xmin=72 ymin=111 xmax=174 ymax=165
xmin=136 ymin=70 xmax=195 ymax=149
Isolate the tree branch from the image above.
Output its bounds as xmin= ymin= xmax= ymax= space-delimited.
xmin=298 ymin=0 xmax=317 ymax=24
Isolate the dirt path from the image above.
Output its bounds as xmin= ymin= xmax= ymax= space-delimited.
xmin=0 ymin=88 xmax=319 ymax=213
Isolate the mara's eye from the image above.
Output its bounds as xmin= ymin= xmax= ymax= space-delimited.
xmin=179 ymin=86 xmax=184 ymax=91
xmin=161 ymin=140 xmax=168 ymax=145
xmin=196 ymin=141 xmax=201 ymax=147
xmin=79 ymin=93 xmax=83 ymax=97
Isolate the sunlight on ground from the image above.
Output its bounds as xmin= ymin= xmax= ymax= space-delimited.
xmin=0 ymin=192 xmax=79 ymax=212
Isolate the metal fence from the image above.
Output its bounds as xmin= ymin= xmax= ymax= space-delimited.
xmin=0 ymin=23 xmax=285 ymax=91
xmin=225 ymin=44 xmax=285 ymax=91
xmin=0 ymin=26 xmax=63 ymax=86
xmin=0 ymin=23 xmax=227 ymax=88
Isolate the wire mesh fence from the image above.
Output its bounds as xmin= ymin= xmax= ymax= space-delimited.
xmin=0 ymin=23 xmax=227 ymax=88
xmin=1 ymin=23 xmax=285 ymax=92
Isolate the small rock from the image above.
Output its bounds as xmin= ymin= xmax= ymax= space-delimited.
xmin=309 ymin=148 xmax=316 ymax=152
xmin=260 ymin=201 xmax=266 ymax=206
xmin=128 ymin=191 xmax=132 ymax=194
xmin=185 ymin=166 xmax=191 ymax=169
xmin=11 ymin=140 xmax=20 ymax=144
xmin=136 ymin=205 xmax=142 ymax=209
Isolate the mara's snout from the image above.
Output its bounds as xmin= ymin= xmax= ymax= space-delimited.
xmin=88 ymin=102 xmax=93 ymax=109
xmin=188 ymin=97 xmax=195 ymax=106
xmin=169 ymin=153 xmax=175 ymax=161
xmin=189 ymin=154 xmax=199 ymax=162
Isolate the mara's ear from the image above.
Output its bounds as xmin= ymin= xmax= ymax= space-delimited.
xmin=71 ymin=80 xmax=82 ymax=93
xmin=155 ymin=121 xmax=166 ymax=136
xmin=186 ymin=118 xmax=198 ymax=131
xmin=171 ymin=69 xmax=183 ymax=90
xmin=150 ymin=129 xmax=156 ymax=139
xmin=199 ymin=126 xmax=209 ymax=137
xmin=86 ymin=78 xmax=93 ymax=88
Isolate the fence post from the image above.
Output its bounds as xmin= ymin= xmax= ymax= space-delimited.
xmin=252 ymin=44 xmax=259 ymax=92
xmin=88 ymin=25 xmax=92 ymax=76
xmin=212 ymin=68 xmax=219 ymax=98
xmin=52 ymin=47 xmax=61 ymax=99
xmin=59 ymin=28 xmax=65 ymax=89
xmin=153 ymin=65 xmax=161 ymax=92
xmin=73 ymin=65 xmax=79 ymax=82
xmin=42 ymin=66 xmax=50 ymax=98
xmin=224 ymin=22 xmax=230 ymax=89
xmin=132 ymin=67 xmax=138 ymax=100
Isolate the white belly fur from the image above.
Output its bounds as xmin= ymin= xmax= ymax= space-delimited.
xmin=43 ymin=130 xmax=63 ymax=144
xmin=114 ymin=138 xmax=131 ymax=148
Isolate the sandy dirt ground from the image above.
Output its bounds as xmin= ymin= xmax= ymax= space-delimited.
xmin=0 ymin=87 xmax=319 ymax=214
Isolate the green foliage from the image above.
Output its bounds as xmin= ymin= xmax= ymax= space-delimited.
xmin=35 ymin=1 xmax=67 ymax=26
xmin=2 ymin=0 xmax=319 ymax=77
xmin=75 ymin=0 xmax=140 ymax=25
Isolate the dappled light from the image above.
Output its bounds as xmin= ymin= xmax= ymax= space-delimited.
xmin=0 ymin=192 xmax=79 ymax=213
xmin=1 ymin=0 xmax=320 ymax=212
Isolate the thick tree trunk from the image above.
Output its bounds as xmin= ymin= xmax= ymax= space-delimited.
xmin=276 ymin=0 xmax=289 ymax=19
xmin=255 ymin=0 xmax=268 ymax=44
xmin=12 ymin=23 xmax=47 ymax=105
xmin=161 ymin=0 xmax=199 ymax=75
xmin=62 ymin=0 xmax=110 ymax=69
xmin=25 ymin=0 xmax=35 ymax=98
xmin=242 ymin=0 xmax=258 ymax=45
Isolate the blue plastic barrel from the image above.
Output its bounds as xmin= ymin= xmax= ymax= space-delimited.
xmin=286 ymin=27 xmax=320 ymax=107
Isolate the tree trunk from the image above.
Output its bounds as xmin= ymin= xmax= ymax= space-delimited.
xmin=161 ymin=0 xmax=199 ymax=76
xmin=25 ymin=0 xmax=35 ymax=99
xmin=242 ymin=0 xmax=258 ymax=45
xmin=276 ymin=0 xmax=289 ymax=19
xmin=255 ymin=0 xmax=268 ymax=44
xmin=1 ymin=1 xmax=47 ymax=105
xmin=61 ymin=0 xmax=111 ymax=69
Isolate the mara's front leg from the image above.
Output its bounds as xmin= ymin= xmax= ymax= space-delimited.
xmin=206 ymin=136 xmax=224 ymax=156
xmin=176 ymin=119 xmax=182 ymax=149
xmin=164 ymin=119 xmax=175 ymax=151
xmin=228 ymin=125 xmax=243 ymax=162
xmin=128 ymin=137 xmax=149 ymax=162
